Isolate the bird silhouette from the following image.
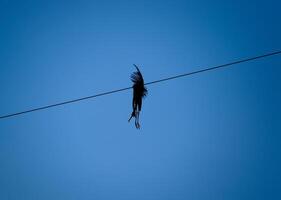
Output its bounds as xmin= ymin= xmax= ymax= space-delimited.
xmin=128 ymin=64 xmax=148 ymax=129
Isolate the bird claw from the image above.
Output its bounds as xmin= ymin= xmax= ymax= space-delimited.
xmin=135 ymin=122 xmax=140 ymax=129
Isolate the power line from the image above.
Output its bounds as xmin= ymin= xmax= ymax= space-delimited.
xmin=1 ymin=50 xmax=280 ymax=120
xmin=145 ymin=50 xmax=281 ymax=85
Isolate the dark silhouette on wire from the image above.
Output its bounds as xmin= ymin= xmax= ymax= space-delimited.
xmin=0 ymin=50 xmax=280 ymax=120
xmin=128 ymin=65 xmax=148 ymax=129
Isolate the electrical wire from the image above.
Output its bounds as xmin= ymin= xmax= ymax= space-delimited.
xmin=1 ymin=50 xmax=280 ymax=120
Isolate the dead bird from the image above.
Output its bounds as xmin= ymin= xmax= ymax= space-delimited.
xmin=128 ymin=64 xmax=148 ymax=129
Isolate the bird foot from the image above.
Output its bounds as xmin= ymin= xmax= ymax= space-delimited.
xmin=135 ymin=122 xmax=140 ymax=129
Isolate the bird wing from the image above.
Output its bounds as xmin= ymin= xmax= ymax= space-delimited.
xmin=131 ymin=64 xmax=144 ymax=84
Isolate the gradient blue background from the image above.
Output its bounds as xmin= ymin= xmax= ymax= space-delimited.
xmin=1 ymin=0 xmax=281 ymax=199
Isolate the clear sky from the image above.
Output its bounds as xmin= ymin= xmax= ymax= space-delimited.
xmin=0 ymin=0 xmax=281 ymax=199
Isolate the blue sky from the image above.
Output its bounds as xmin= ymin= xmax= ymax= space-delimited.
xmin=0 ymin=0 xmax=281 ymax=199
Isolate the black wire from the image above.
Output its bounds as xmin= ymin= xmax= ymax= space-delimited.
xmin=145 ymin=50 xmax=281 ymax=85
xmin=0 ymin=87 xmax=132 ymax=119
xmin=1 ymin=50 xmax=280 ymax=119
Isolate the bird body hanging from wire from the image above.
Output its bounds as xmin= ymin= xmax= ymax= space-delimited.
xmin=128 ymin=64 xmax=148 ymax=129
